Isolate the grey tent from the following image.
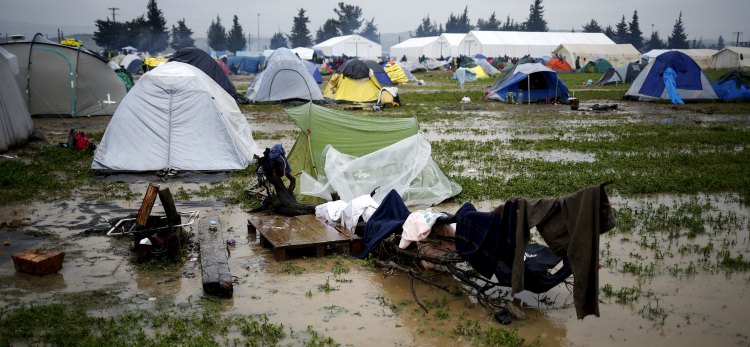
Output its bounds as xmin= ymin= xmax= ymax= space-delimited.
xmin=245 ymin=48 xmax=323 ymax=102
xmin=92 ymin=62 xmax=260 ymax=172
xmin=0 ymin=47 xmax=34 ymax=152
xmin=596 ymin=62 xmax=643 ymax=85
xmin=0 ymin=34 xmax=127 ymax=117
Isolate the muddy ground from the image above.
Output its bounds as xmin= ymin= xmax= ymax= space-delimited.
xmin=1 ymin=72 xmax=749 ymax=346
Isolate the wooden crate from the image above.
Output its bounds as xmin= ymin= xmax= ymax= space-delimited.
xmin=12 ymin=250 xmax=65 ymax=276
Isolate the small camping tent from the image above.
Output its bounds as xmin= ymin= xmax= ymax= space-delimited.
xmin=626 ymin=51 xmax=718 ymax=102
xmin=110 ymin=53 xmax=143 ymax=73
xmin=642 ymin=49 xmax=718 ymax=69
xmin=313 ymin=34 xmax=382 ymax=60
xmin=546 ymin=57 xmax=572 ymax=72
xmin=712 ymin=70 xmax=750 ymax=101
xmin=383 ymin=61 xmax=411 ymax=83
xmin=301 ymin=59 xmax=324 ymax=84
xmin=486 ymin=63 xmax=569 ymax=103
xmin=710 ymin=47 xmax=750 ymax=70
xmin=578 ymin=58 xmax=612 ymax=73
xmin=364 ymin=60 xmax=394 ymax=85
xmin=0 ymin=47 xmax=34 ymax=152
xmin=0 ymin=34 xmax=127 ymax=117
xmin=475 ymin=58 xmax=501 ymax=76
xmin=227 ymin=56 xmax=265 ymax=74
xmin=92 ymin=62 xmax=259 ymax=172
xmin=324 ymin=60 xmax=383 ymax=102
xmin=596 ymin=62 xmax=643 ymax=85
xmin=285 ymin=103 xmax=461 ymax=206
xmin=168 ymin=47 xmax=246 ymax=102
xmin=246 ymin=48 xmax=324 ymax=102
xmin=291 ymin=47 xmax=316 ymax=60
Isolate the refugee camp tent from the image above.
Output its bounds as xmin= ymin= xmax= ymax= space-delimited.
xmin=474 ymin=58 xmax=500 ymax=75
xmin=285 ymin=103 xmax=461 ymax=206
xmin=246 ymin=49 xmax=324 ymax=102
xmin=468 ymin=65 xmax=489 ymax=79
xmin=596 ymin=62 xmax=643 ymax=85
xmin=383 ymin=61 xmax=411 ymax=83
xmin=313 ymin=34 xmax=382 ymax=60
xmin=626 ymin=51 xmax=718 ymax=102
xmin=112 ymin=53 xmax=143 ymax=73
xmin=422 ymin=58 xmax=449 ymax=70
xmin=0 ymin=47 xmax=34 ymax=152
xmin=435 ymin=33 xmax=465 ymax=58
xmin=169 ymin=47 xmax=246 ymax=102
xmin=324 ymin=60 xmax=383 ymax=102
xmin=226 ymin=56 xmax=264 ymax=74
xmin=364 ymin=60 xmax=393 ymax=85
xmin=642 ymin=49 xmax=718 ymax=69
xmin=578 ymin=58 xmax=613 ymax=73
xmin=486 ymin=63 xmax=569 ymax=103
xmin=92 ymin=62 xmax=259 ymax=172
xmin=552 ymin=44 xmax=639 ymax=68
xmin=292 ymin=47 xmax=316 ymax=60
xmin=0 ymin=34 xmax=127 ymax=117
xmin=453 ymin=67 xmax=477 ymax=89
xmin=399 ymin=61 xmax=427 ymax=72
xmin=458 ymin=31 xmax=614 ymax=59
xmin=389 ymin=36 xmax=438 ymax=62
xmin=546 ymin=57 xmax=572 ymax=72
xmin=712 ymin=70 xmax=750 ymax=101
xmin=302 ymin=60 xmax=324 ymax=84
xmin=710 ymin=47 xmax=750 ymax=70
xmin=144 ymin=56 xmax=167 ymax=70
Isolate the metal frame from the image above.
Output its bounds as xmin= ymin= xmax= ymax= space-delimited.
xmin=106 ymin=211 xmax=200 ymax=236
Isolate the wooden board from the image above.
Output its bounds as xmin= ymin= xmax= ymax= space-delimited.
xmin=249 ymin=214 xmax=362 ymax=261
xmin=197 ymin=211 xmax=233 ymax=298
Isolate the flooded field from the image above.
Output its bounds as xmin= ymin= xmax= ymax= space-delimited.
xmin=1 ymin=72 xmax=749 ymax=346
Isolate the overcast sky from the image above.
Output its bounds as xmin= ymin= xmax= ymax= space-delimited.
xmin=1 ymin=0 xmax=748 ymax=44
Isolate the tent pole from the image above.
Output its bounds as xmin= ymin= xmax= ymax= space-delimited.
xmin=528 ymin=74 xmax=531 ymax=105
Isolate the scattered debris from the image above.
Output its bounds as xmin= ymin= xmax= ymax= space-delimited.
xmin=12 ymin=249 xmax=65 ymax=275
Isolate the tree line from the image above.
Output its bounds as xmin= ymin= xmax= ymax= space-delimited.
xmin=94 ymin=0 xmax=725 ymax=55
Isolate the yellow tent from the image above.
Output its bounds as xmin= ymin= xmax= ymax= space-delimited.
xmin=469 ymin=65 xmax=489 ymax=79
xmin=383 ymin=61 xmax=409 ymax=84
xmin=323 ymin=72 xmax=383 ymax=102
xmin=144 ymin=57 xmax=168 ymax=68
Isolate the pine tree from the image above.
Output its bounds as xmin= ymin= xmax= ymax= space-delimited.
xmin=226 ymin=15 xmax=246 ymax=52
xmin=502 ymin=16 xmax=520 ymax=31
xmin=144 ymin=0 xmax=169 ymax=54
xmin=523 ymin=0 xmax=548 ymax=32
xmin=628 ymin=11 xmax=643 ymax=50
xmin=288 ymin=8 xmax=312 ymax=48
xmin=645 ymin=31 xmax=664 ymax=50
xmin=717 ymin=35 xmax=725 ymax=49
xmin=582 ymin=19 xmax=603 ymax=33
xmin=613 ymin=15 xmax=629 ymax=44
xmin=667 ymin=12 xmax=689 ymax=49
xmin=207 ymin=15 xmax=227 ymax=51
xmin=315 ymin=19 xmax=340 ymax=44
xmin=414 ymin=15 xmax=439 ymax=37
xmin=603 ymin=25 xmax=615 ymax=41
xmin=126 ymin=16 xmax=150 ymax=52
xmin=477 ymin=12 xmax=501 ymax=31
xmin=445 ymin=7 xmax=472 ymax=33
xmin=359 ymin=18 xmax=379 ymax=43
xmin=170 ymin=18 xmax=194 ymax=50
xmin=334 ymin=2 xmax=363 ymax=35
xmin=270 ymin=32 xmax=288 ymax=49
xmin=94 ymin=19 xmax=128 ymax=51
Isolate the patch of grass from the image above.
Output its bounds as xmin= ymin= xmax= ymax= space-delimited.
xmin=451 ymin=319 xmax=532 ymax=347
xmin=317 ymin=277 xmax=337 ymax=293
xmin=281 ymin=262 xmax=306 ymax=275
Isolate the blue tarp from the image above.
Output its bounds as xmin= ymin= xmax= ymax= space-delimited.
xmin=712 ymin=71 xmax=750 ymax=101
xmin=638 ymin=51 xmax=703 ymax=98
xmin=663 ymin=67 xmax=684 ymax=104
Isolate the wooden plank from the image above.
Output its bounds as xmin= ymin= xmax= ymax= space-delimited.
xmin=158 ymin=187 xmax=181 ymax=226
xmin=136 ymin=183 xmax=160 ymax=226
xmin=197 ymin=211 xmax=233 ymax=298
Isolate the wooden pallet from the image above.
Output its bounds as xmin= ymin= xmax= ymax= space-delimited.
xmin=249 ymin=214 xmax=361 ymax=261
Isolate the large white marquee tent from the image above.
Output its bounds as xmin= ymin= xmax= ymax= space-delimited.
xmin=552 ymin=44 xmax=641 ymax=67
xmin=457 ymin=31 xmax=614 ymax=59
xmin=313 ymin=35 xmax=382 ymax=60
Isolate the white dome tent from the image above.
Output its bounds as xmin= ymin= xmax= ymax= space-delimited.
xmin=92 ymin=62 xmax=259 ymax=172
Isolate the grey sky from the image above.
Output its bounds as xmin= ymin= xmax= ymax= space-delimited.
xmin=1 ymin=0 xmax=748 ymax=44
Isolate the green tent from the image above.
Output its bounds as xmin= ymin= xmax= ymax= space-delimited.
xmin=578 ymin=58 xmax=612 ymax=73
xmin=285 ymin=103 xmax=461 ymax=206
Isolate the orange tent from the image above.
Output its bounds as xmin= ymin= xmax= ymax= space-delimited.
xmin=546 ymin=57 xmax=572 ymax=72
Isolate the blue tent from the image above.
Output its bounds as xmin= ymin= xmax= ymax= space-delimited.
xmin=486 ymin=63 xmax=569 ymax=103
xmin=364 ymin=60 xmax=393 ymax=85
xmin=626 ymin=51 xmax=717 ymax=102
xmin=712 ymin=70 xmax=750 ymax=101
xmin=227 ymin=56 xmax=264 ymax=74
xmin=302 ymin=59 xmax=323 ymax=84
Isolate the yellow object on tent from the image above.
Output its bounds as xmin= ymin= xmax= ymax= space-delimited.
xmin=469 ymin=65 xmax=489 ymax=79
xmin=60 ymin=38 xmax=83 ymax=47
xmin=323 ymin=72 xmax=383 ymax=102
xmin=144 ymin=57 xmax=168 ymax=68
xmin=383 ymin=61 xmax=409 ymax=84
